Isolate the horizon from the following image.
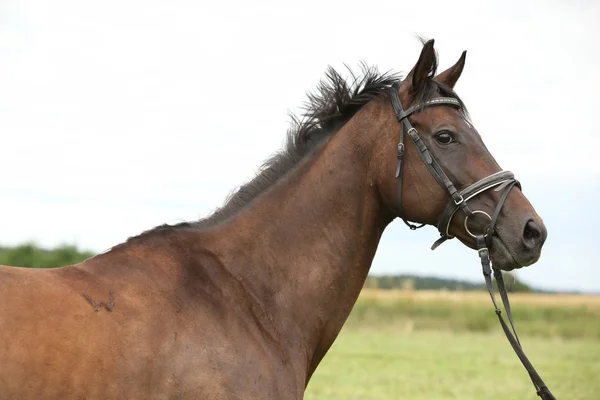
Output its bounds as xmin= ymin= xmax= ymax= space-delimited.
xmin=2 ymin=241 xmax=595 ymax=295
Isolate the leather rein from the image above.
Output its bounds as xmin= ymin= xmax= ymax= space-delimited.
xmin=390 ymin=83 xmax=556 ymax=400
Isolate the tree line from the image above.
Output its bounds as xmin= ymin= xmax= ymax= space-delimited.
xmin=364 ymin=274 xmax=533 ymax=292
xmin=0 ymin=243 xmax=94 ymax=269
xmin=0 ymin=243 xmax=533 ymax=292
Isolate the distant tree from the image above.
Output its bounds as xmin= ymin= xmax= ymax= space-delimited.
xmin=401 ymin=278 xmax=415 ymax=292
xmin=363 ymin=273 xmax=536 ymax=293
xmin=494 ymin=272 xmax=533 ymax=293
xmin=0 ymin=243 xmax=41 ymax=268
xmin=45 ymin=244 xmax=94 ymax=269
xmin=0 ymin=243 xmax=94 ymax=269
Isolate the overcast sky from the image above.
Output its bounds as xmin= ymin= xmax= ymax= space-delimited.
xmin=0 ymin=0 xmax=598 ymax=293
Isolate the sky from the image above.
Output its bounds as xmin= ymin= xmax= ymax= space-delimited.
xmin=0 ymin=0 xmax=598 ymax=293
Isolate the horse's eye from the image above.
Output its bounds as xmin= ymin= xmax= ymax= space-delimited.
xmin=435 ymin=130 xmax=455 ymax=145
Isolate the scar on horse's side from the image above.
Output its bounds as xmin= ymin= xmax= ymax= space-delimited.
xmin=82 ymin=291 xmax=114 ymax=312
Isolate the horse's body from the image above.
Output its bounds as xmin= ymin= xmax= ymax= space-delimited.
xmin=1 ymin=232 xmax=306 ymax=399
xmin=0 ymin=40 xmax=547 ymax=399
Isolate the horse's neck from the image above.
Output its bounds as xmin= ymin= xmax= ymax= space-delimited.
xmin=212 ymin=105 xmax=393 ymax=382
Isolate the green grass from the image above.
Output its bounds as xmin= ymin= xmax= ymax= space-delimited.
xmin=305 ymin=330 xmax=600 ymax=400
xmin=305 ymin=291 xmax=600 ymax=399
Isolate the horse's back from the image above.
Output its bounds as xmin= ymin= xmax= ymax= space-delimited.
xmin=0 ymin=253 xmax=187 ymax=398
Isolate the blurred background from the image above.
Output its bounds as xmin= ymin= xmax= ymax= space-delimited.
xmin=0 ymin=0 xmax=598 ymax=398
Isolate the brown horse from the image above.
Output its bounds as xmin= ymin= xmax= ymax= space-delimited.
xmin=0 ymin=40 xmax=546 ymax=399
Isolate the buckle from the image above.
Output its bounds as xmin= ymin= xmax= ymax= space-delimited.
xmin=454 ymin=195 xmax=464 ymax=206
xmin=397 ymin=143 xmax=404 ymax=157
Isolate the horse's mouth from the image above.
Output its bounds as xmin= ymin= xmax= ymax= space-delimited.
xmin=489 ymin=233 xmax=540 ymax=271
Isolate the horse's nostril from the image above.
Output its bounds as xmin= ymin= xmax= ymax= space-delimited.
xmin=522 ymin=219 xmax=542 ymax=249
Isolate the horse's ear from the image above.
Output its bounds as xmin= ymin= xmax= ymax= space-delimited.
xmin=435 ymin=51 xmax=467 ymax=89
xmin=405 ymin=39 xmax=437 ymax=94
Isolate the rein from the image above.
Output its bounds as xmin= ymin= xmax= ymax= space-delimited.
xmin=390 ymin=83 xmax=556 ymax=400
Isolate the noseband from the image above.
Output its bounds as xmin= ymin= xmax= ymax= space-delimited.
xmin=390 ymin=83 xmax=555 ymax=400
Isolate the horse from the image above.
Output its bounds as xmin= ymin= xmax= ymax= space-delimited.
xmin=0 ymin=39 xmax=547 ymax=399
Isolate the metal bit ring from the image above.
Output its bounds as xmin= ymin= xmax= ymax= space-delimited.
xmin=464 ymin=210 xmax=492 ymax=238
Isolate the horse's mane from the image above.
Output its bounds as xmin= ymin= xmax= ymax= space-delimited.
xmin=195 ymin=64 xmax=399 ymax=228
xmin=127 ymin=51 xmax=466 ymax=242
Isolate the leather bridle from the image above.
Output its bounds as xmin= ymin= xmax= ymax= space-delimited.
xmin=390 ymin=82 xmax=556 ymax=400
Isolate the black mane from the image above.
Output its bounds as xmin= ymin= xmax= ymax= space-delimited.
xmin=196 ymin=64 xmax=399 ymax=228
xmin=127 ymin=55 xmax=466 ymax=242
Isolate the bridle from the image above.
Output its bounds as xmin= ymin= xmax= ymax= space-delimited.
xmin=390 ymin=82 xmax=517 ymax=241
xmin=390 ymin=82 xmax=556 ymax=400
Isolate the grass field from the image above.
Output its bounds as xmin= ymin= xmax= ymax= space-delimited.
xmin=304 ymin=290 xmax=600 ymax=399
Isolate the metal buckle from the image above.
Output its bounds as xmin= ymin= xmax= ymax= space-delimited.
xmin=397 ymin=143 xmax=404 ymax=157
xmin=406 ymin=128 xmax=418 ymax=136
xmin=454 ymin=195 xmax=464 ymax=206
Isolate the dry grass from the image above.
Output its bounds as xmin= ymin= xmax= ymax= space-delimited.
xmin=348 ymin=289 xmax=600 ymax=339
xmin=359 ymin=288 xmax=600 ymax=308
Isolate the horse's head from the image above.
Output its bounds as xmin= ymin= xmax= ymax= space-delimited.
xmin=375 ymin=40 xmax=546 ymax=271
